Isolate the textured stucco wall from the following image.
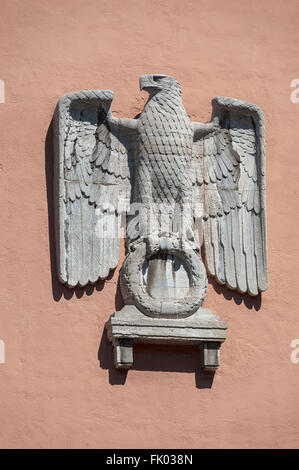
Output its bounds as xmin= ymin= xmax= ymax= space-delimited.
xmin=0 ymin=0 xmax=299 ymax=449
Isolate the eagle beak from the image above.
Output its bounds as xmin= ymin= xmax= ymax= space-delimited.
xmin=139 ymin=75 xmax=152 ymax=91
xmin=139 ymin=74 xmax=168 ymax=93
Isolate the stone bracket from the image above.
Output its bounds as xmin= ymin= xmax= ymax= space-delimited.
xmin=201 ymin=341 xmax=221 ymax=372
xmin=106 ymin=305 xmax=227 ymax=372
xmin=113 ymin=339 xmax=134 ymax=369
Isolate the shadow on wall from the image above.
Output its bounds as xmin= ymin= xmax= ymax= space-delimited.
xmin=97 ymin=329 xmax=215 ymax=389
xmin=208 ymin=277 xmax=262 ymax=311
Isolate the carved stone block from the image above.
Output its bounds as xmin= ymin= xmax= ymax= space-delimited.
xmin=202 ymin=342 xmax=221 ymax=372
xmin=54 ymin=74 xmax=268 ymax=374
xmin=106 ymin=306 xmax=227 ymax=370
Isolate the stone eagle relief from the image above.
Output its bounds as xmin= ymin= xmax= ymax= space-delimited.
xmin=53 ymin=74 xmax=268 ymax=371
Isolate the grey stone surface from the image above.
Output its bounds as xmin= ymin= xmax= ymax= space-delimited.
xmin=106 ymin=305 xmax=227 ymax=370
xmin=54 ymin=74 xmax=268 ymax=299
xmin=113 ymin=339 xmax=134 ymax=370
xmin=54 ymin=74 xmax=268 ymax=371
xmin=120 ymin=236 xmax=207 ymax=318
xmin=202 ymin=342 xmax=221 ymax=372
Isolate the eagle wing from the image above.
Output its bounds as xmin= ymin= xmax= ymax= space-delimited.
xmin=53 ymin=90 xmax=135 ymax=287
xmin=192 ymin=97 xmax=268 ymax=296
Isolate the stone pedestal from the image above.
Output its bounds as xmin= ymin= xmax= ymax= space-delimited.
xmin=106 ymin=305 xmax=227 ymax=372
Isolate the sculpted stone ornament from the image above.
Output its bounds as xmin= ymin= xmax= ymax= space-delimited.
xmin=53 ymin=74 xmax=268 ymax=372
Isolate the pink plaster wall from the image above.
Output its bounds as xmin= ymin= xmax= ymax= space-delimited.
xmin=0 ymin=0 xmax=299 ymax=449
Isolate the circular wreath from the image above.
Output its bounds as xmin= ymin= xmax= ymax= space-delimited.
xmin=120 ymin=239 xmax=207 ymax=318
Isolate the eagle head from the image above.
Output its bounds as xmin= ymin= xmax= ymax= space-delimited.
xmin=139 ymin=74 xmax=180 ymax=95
